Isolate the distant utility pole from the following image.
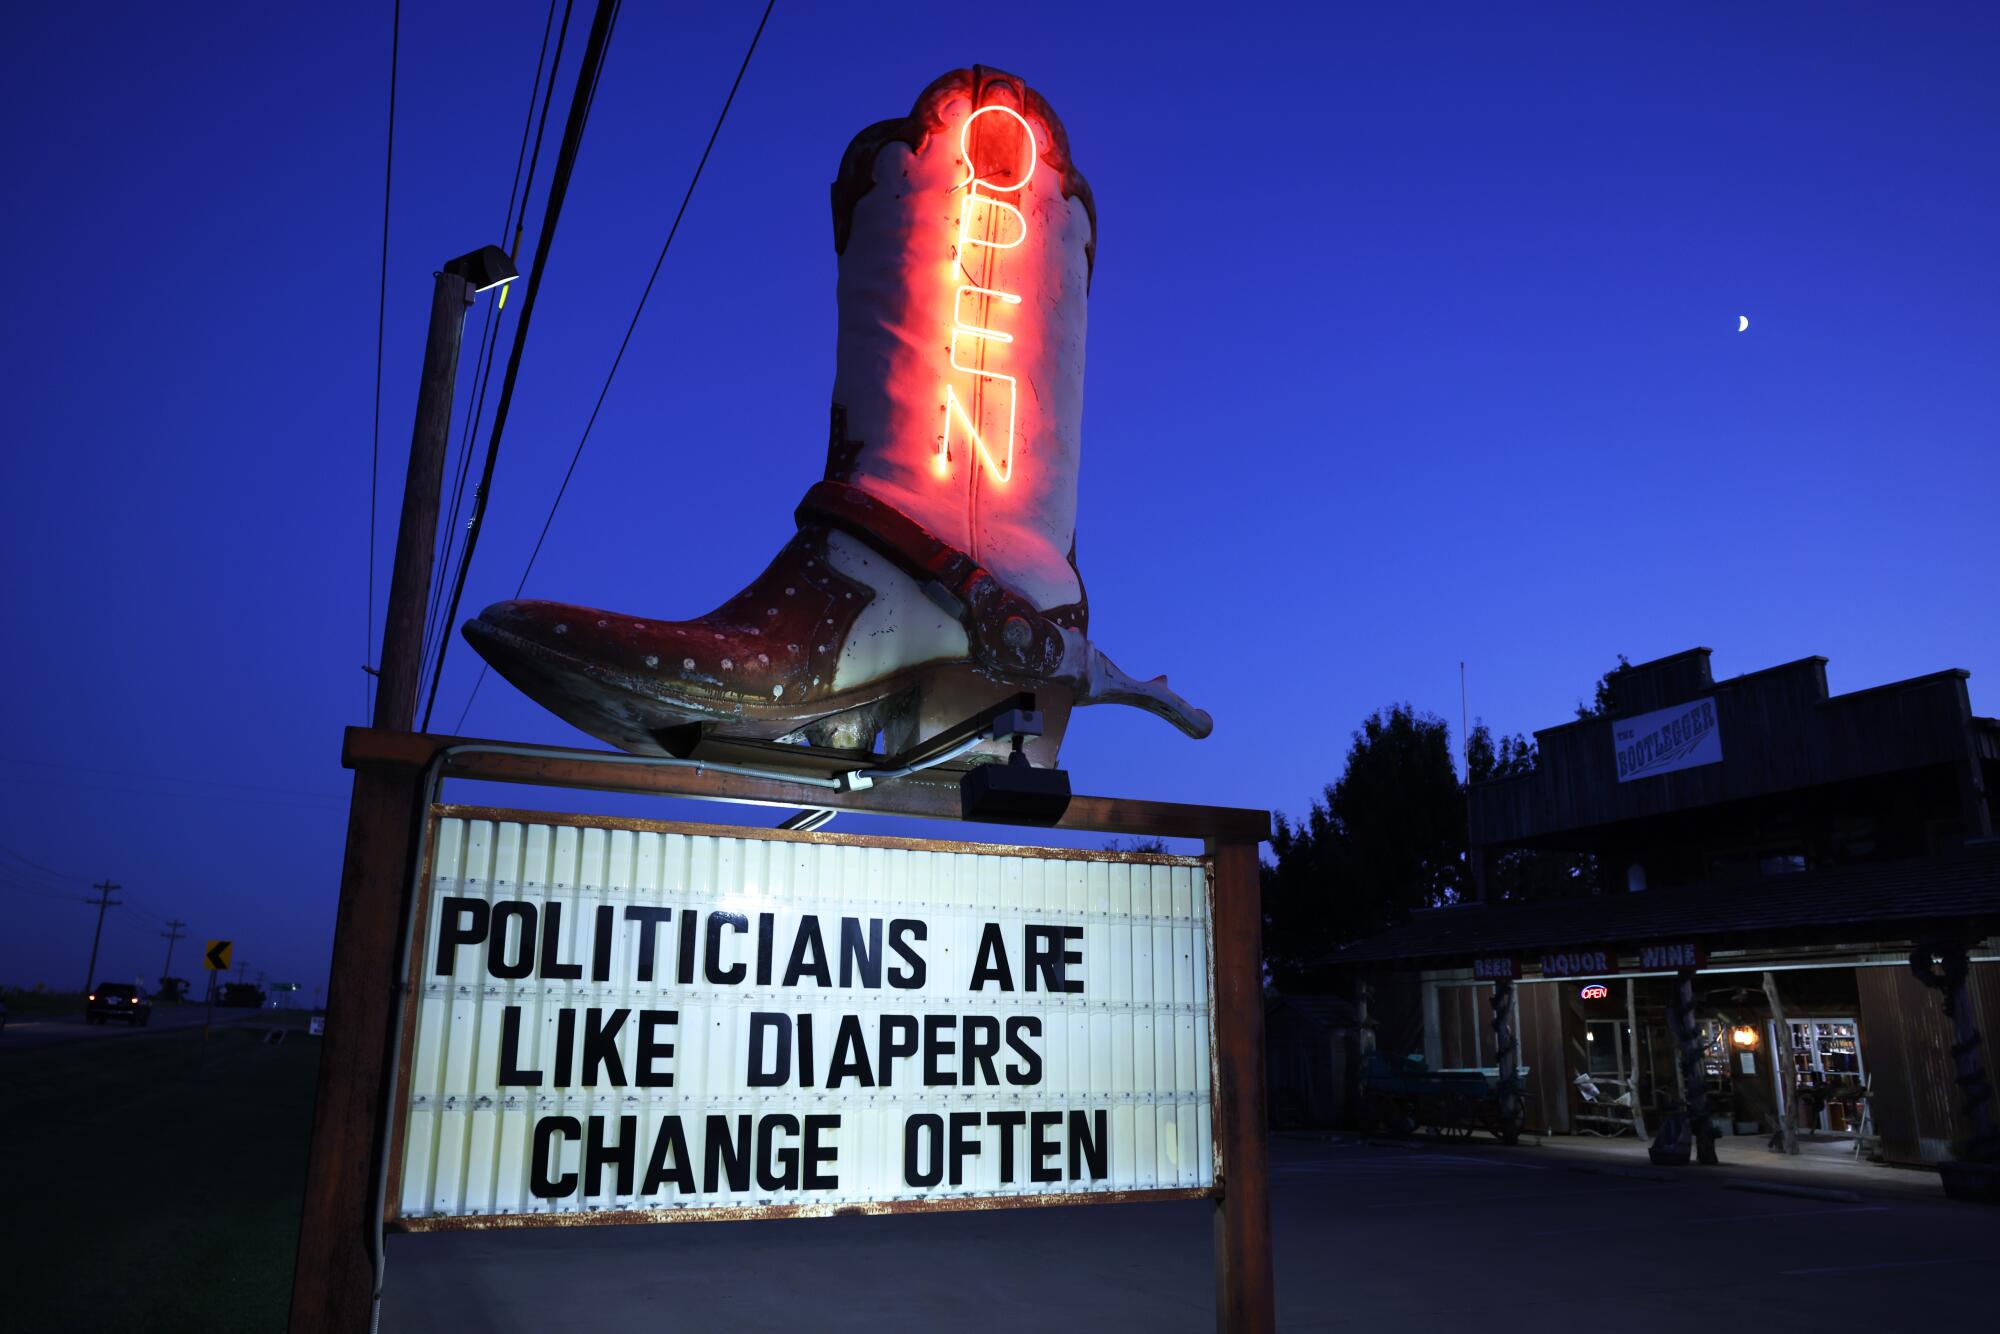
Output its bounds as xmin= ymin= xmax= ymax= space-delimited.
xmin=161 ymin=918 xmax=187 ymax=982
xmin=82 ymin=880 xmax=122 ymax=995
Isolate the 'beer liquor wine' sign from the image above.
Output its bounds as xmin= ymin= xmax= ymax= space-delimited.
xmin=393 ymin=811 xmax=1216 ymax=1226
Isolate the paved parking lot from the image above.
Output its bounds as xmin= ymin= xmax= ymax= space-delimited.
xmin=381 ymin=1136 xmax=1999 ymax=1331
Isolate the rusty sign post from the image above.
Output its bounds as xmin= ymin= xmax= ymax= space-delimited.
xmin=290 ymin=727 xmax=1272 ymax=1332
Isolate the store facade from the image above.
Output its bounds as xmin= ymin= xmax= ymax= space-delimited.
xmin=1333 ymin=649 xmax=2000 ymax=1192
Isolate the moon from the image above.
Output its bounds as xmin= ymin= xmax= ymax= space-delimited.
xmin=1737 ymin=315 xmax=1749 ymax=332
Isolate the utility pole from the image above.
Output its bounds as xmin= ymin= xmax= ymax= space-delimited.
xmin=82 ymin=880 xmax=121 ymax=996
xmin=160 ymin=918 xmax=187 ymax=986
xmin=372 ymin=245 xmax=517 ymax=732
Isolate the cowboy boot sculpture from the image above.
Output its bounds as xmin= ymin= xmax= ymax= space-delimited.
xmin=465 ymin=68 xmax=1210 ymax=765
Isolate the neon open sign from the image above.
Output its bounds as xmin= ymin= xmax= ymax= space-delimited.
xmin=1579 ymin=983 xmax=1610 ymax=1000
xmin=937 ymin=103 xmax=1035 ymax=485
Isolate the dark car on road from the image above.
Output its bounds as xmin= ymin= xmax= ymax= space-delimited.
xmin=87 ymin=982 xmax=152 ymax=1026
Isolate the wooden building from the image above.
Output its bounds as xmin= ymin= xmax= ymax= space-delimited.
xmin=1332 ymin=649 xmax=2000 ymax=1190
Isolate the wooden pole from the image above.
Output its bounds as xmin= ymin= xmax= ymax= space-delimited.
xmin=1209 ymin=839 xmax=1275 ymax=1333
xmin=372 ymin=267 xmax=473 ymax=732
xmin=289 ymin=764 xmax=424 ymax=1331
xmin=1762 ymin=970 xmax=1799 ymax=1155
xmin=1625 ymin=978 xmax=1649 ymax=1140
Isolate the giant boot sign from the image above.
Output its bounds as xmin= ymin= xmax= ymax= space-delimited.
xmin=464 ymin=68 xmax=1212 ymax=765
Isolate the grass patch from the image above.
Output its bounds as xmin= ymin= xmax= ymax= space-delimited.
xmin=1 ymin=1015 xmax=320 ymax=1331
xmin=5 ymin=989 xmax=90 ymax=1017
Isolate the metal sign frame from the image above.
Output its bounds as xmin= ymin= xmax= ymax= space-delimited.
xmin=390 ymin=805 xmax=1223 ymax=1231
xmin=290 ymin=727 xmax=1273 ymax=1332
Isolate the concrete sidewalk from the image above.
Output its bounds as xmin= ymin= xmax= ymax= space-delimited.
xmin=1352 ymin=1127 xmax=1948 ymax=1199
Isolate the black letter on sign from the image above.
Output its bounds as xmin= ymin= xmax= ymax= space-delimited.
xmin=705 ymin=912 xmax=748 ymax=985
xmin=1029 ymin=1111 xmax=1062 ymax=1183
xmin=1026 ymin=925 xmax=1084 ymax=993
xmin=962 ymin=1015 xmax=1001 ymax=1086
xmin=888 ymin=919 xmax=926 ymax=989
xmin=591 ymin=904 xmax=614 ymax=982
xmin=803 ymin=1114 xmax=840 ymax=1191
xmin=826 ymin=1014 xmax=875 ymax=1089
xmin=623 ymin=906 xmax=672 ymax=982
xmin=755 ymin=912 xmax=775 ymax=986
xmin=783 ymin=917 xmax=832 ymax=987
xmin=1068 ymin=1109 xmax=1108 ymax=1181
xmin=581 ymin=1008 xmax=629 ymax=1086
xmin=552 ymin=1008 xmax=576 ymax=1088
xmin=747 ymin=1012 xmax=792 ymax=1087
xmin=839 ymin=917 xmax=882 ymax=988
xmin=880 ymin=1014 xmax=919 ymax=1088
xmin=948 ymin=1111 xmax=983 ymax=1186
xmin=758 ymin=1114 xmax=801 ymax=1191
xmin=904 ymin=1114 xmax=944 ymax=1187
xmin=531 ymin=1116 xmax=580 ymax=1198
xmin=585 ymin=1115 xmax=637 ymax=1196
xmin=539 ymin=902 xmax=582 ymax=980
xmin=676 ymin=909 xmax=699 ymax=985
xmin=489 ymin=902 xmax=537 ymax=980
xmin=989 ymin=1109 xmax=1026 ymax=1183
xmin=435 ymin=897 xmax=488 ymax=976
xmin=642 ymin=1116 xmax=694 ymax=1194
xmin=970 ymin=922 xmax=1014 ymax=992
xmin=635 ymin=1009 xmax=677 ymax=1087
xmin=923 ymin=1013 xmax=957 ymax=1087
xmin=704 ymin=1115 xmax=752 ymax=1194
xmin=1005 ymin=1016 xmax=1044 ymax=1086
xmin=498 ymin=1005 xmax=542 ymax=1086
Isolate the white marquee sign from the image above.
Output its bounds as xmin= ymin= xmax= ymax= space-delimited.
xmin=395 ymin=810 xmax=1216 ymax=1226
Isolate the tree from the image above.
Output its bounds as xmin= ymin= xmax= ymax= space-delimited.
xmin=1265 ymin=659 xmax=1630 ymax=989
xmin=1264 ymin=706 xmax=1465 ymax=990
xmin=1576 ymin=654 xmax=1632 ymax=718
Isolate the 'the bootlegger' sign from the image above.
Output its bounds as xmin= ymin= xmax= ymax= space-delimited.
xmin=394 ymin=810 xmax=1216 ymax=1226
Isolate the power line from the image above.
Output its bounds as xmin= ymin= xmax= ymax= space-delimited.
xmin=419 ymin=0 xmax=564 ymax=694
xmin=454 ymin=0 xmax=777 ymax=733
xmin=420 ymin=0 xmax=623 ymax=732
xmin=366 ymin=0 xmax=402 ymax=721
xmin=0 ymin=845 xmax=93 ymax=885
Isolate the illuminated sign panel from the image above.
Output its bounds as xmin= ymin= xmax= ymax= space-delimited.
xmin=938 ymin=104 xmax=1036 ymax=485
xmin=1539 ymin=949 xmax=1612 ymax=979
xmin=396 ymin=811 xmax=1216 ymax=1226
xmin=1579 ymin=984 xmax=1610 ymax=1001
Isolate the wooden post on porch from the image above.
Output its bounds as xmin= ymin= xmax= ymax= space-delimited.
xmin=1910 ymin=945 xmax=2000 ymax=1200
xmin=1491 ymin=978 xmax=1522 ymax=1143
xmin=1624 ymin=978 xmax=1649 ymax=1140
xmin=1762 ymin=971 xmax=1800 ymax=1155
xmin=1668 ymin=967 xmax=1718 ymax=1165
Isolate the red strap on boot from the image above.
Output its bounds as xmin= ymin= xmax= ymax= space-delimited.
xmin=796 ymin=481 xmax=1069 ymax=682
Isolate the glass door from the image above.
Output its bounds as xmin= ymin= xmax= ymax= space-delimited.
xmin=1783 ymin=1018 xmax=1866 ymax=1132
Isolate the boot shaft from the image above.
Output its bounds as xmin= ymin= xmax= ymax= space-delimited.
xmin=828 ymin=68 xmax=1093 ymax=614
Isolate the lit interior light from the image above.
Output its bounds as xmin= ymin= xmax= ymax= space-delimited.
xmin=936 ymin=103 xmax=1039 ymax=486
xmin=1731 ymin=1024 xmax=1761 ymax=1050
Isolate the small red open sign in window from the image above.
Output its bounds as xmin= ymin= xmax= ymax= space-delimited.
xmin=1579 ymin=983 xmax=1610 ymax=1000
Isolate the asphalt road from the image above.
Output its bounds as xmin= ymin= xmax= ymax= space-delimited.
xmin=380 ymin=1136 xmax=2000 ymax=1332
xmin=0 ymin=1003 xmax=273 ymax=1048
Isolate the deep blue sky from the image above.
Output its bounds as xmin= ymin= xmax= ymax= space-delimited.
xmin=3 ymin=3 xmax=1995 ymax=991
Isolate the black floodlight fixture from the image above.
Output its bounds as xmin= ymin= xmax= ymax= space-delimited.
xmin=960 ymin=746 xmax=1073 ymax=826
xmin=443 ymin=244 xmax=519 ymax=294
